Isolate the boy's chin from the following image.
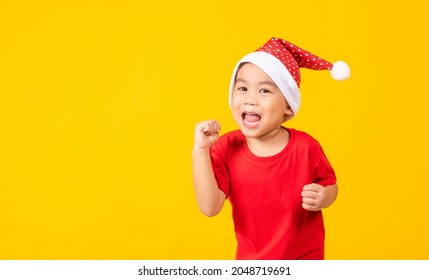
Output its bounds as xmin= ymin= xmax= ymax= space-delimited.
xmin=238 ymin=126 xmax=261 ymax=138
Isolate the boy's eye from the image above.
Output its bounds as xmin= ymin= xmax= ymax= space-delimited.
xmin=259 ymin=89 xmax=271 ymax=94
xmin=237 ymin=87 xmax=247 ymax=92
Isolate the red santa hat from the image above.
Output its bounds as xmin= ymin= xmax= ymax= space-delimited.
xmin=229 ymin=37 xmax=350 ymax=116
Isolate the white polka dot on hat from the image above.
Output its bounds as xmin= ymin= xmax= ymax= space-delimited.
xmin=229 ymin=37 xmax=350 ymax=116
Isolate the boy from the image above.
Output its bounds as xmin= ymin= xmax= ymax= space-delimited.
xmin=192 ymin=37 xmax=350 ymax=259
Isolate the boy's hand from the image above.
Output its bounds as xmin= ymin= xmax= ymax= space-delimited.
xmin=194 ymin=120 xmax=221 ymax=150
xmin=301 ymin=183 xmax=333 ymax=211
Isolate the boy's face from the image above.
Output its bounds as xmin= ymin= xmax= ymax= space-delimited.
xmin=231 ymin=63 xmax=293 ymax=139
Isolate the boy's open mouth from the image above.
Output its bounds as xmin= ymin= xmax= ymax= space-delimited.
xmin=242 ymin=112 xmax=261 ymax=128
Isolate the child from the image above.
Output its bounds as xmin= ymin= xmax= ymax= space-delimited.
xmin=192 ymin=37 xmax=350 ymax=260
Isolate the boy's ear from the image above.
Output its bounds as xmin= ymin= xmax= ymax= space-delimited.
xmin=283 ymin=105 xmax=294 ymax=122
xmin=284 ymin=105 xmax=294 ymax=117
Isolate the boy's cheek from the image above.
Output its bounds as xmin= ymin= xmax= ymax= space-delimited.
xmin=231 ymin=109 xmax=242 ymax=124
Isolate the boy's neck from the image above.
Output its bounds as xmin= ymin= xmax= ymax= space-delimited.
xmin=245 ymin=127 xmax=290 ymax=157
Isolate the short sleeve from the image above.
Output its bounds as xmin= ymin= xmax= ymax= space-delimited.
xmin=313 ymin=146 xmax=337 ymax=187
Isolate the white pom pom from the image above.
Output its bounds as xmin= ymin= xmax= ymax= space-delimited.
xmin=330 ymin=61 xmax=350 ymax=81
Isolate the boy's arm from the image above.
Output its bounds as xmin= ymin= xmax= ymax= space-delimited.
xmin=192 ymin=120 xmax=226 ymax=217
xmin=301 ymin=183 xmax=338 ymax=211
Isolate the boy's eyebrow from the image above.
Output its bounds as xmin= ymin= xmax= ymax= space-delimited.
xmin=235 ymin=78 xmax=277 ymax=87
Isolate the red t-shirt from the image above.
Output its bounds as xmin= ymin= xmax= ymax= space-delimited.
xmin=210 ymin=128 xmax=336 ymax=260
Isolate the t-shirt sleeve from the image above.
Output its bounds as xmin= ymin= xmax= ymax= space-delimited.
xmin=210 ymin=142 xmax=230 ymax=198
xmin=313 ymin=145 xmax=337 ymax=187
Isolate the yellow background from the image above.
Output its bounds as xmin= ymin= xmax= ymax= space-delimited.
xmin=1 ymin=0 xmax=428 ymax=259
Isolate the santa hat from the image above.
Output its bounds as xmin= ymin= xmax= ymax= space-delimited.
xmin=229 ymin=37 xmax=350 ymax=116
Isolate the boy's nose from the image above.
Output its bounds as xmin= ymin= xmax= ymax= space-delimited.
xmin=244 ymin=92 xmax=258 ymax=106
